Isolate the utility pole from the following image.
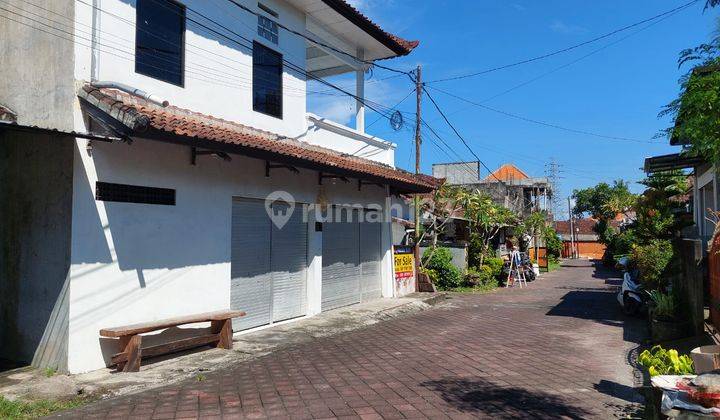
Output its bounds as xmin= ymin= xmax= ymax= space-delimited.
xmin=413 ymin=65 xmax=422 ymax=284
xmin=568 ymin=197 xmax=575 ymax=259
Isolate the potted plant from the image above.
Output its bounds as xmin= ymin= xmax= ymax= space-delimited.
xmin=648 ymin=290 xmax=692 ymax=342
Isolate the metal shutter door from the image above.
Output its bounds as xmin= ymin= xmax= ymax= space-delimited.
xmin=359 ymin=210 xmax=382 ymax=301
xmin=231 ymin=198 xmax=272 ymax=331
xmin=322 ymin=208 xmax=360 ymax=311
xmin=271 ymin=202 xmax=308 ymax=322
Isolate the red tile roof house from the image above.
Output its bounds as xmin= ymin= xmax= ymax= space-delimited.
xmin=0 ymin=0 xmax=438 ymax=373
xmin=554 ymin=218 xmax=619 ymax=260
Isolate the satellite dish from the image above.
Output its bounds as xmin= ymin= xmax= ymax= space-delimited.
xmin=365 ymin=66 xmax=374 ymax=80
xmin=390 ymin=111 xmax=403 ymax=131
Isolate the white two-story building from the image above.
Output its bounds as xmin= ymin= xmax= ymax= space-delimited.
xmin=0 ymin=0 xmax=437 ymax=373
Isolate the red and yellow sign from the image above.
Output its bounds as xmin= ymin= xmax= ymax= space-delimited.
xmin=393 ymin=246 xmax=415 ymax=279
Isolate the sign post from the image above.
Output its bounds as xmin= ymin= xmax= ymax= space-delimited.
xmin=393 ymin=246 xmax=415 ymax=296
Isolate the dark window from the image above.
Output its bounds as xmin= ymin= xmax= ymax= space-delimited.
xmin=253 ymin=41 xmax=283 ymax=118
xmin=135 ymin=0 xmax=185 ymax=86
xmin=96 ymin=182 xmax=176 ymax=205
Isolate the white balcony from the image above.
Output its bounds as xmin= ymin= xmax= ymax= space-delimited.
xmin=301 ymin=113 xmax=396 ymax=167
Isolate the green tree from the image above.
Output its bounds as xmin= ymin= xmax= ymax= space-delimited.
xmin=458 ymin=190 xmax=517 ymax=267
xmin=660 ymin=20 xmax=720 ymax=164
xmin=573 ymin=180 xmax=636 ymax=220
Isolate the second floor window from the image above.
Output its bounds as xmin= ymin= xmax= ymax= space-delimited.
xmin=253 ymin=41 xmax=283 ymax=119
xmin=258 ymin=15 xmax=278 ymax=44
xmin=135 ymin=0 xmax=185 ymax=87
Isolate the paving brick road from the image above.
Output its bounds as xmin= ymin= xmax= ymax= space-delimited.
xmin=55 ymin=260 xmax=645 ymax=419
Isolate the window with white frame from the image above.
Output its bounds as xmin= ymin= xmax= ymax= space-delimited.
xmin=257 ymin=3 xmax=278 ymax=44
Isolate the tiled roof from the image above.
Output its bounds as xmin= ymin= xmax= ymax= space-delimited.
xmin=554 ymin=218 xmax=620 ymax=236
xmin=78 ymin=85 xmax=440 ymax=192
xmin=484 ymin=163 xmax=530 ymax=182
xmin=323 ymin=0 xmax=419 ymax=56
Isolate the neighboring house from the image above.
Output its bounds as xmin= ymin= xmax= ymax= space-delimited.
xmin=644 ymin=150 xmax=710 ymax=245
xmin=0 ymin=0 xmax=438 ymax=373
xmin=432 ymin=162 xmax=553 ymax=218
xmin=554 ymin=218 xmax=614 ymax=260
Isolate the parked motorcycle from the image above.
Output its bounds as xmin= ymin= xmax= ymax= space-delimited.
xmin=615 ymin=256 xmax=647 ymax=316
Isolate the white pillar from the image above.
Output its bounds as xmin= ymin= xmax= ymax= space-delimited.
xmin=306 ymin=207 xmax=323 ymax=315
xmin=355 ymin=49 xmax=365 ymax=133
xmin=381 ymin=188 xmax=394 ymax=297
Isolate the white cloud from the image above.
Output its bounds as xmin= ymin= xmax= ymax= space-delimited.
xmin=512 ymin=3 xmax=526 ymax=12
xmin=307 ymin=77 xmax=406 ymax=128
xmin=549 ymin=20 xmax=588 ymax=35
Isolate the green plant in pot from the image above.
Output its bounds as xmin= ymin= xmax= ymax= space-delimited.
xmin=648 ymin=290 xmax=692 ymax=342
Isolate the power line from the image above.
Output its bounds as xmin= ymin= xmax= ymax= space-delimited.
xmin=222 ymin=0 xmax=411 ymax=76
xmin=441 ymin=4 xmax=691 ymax=119
xmin=0 ymin=4 xmax=408 ymax=132
xmin=366 ymin=88 xmax=416 ymax=129
xmin=426 ymin=0 xmax=701 ymax=84
xmin=427 ymin=85 xmax=663 ymax=144
xmin=421 ymin=87 xmax=505 ymax=184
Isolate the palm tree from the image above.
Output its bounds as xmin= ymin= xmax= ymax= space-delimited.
xmin=709 ymin=0 xmax=719 ymax=8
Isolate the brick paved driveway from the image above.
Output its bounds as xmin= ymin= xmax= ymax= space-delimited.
xmin=55 ymin=260 xmax=645 ymax=419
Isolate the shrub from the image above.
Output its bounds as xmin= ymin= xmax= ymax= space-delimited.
xmin=543 ymin=227 xmax=563 ymax=259
xmin=631 ymin=239 xmax=673 ymax=291
xmin=639 ymin=345 xmax=694 ymax=377
xmin=423 ymin=247 xmax=462 ymax=290
xmin=649 ymin=290 xmax=677 ymax=321
xmin=465 ymin=265 xmax=498 ymax=290
xmin=483 ymin=257 xmax=504 ymax=277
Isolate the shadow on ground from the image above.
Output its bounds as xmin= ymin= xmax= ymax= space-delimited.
xmin=421 ymin=377 xmax=591 ymax=419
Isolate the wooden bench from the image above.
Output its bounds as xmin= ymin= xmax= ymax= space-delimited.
xmin=99 ymin=310 xmax=245 ymax=372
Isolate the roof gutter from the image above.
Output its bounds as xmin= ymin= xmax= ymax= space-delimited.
xmin=91 ymin=81 xmax=170 ymax=108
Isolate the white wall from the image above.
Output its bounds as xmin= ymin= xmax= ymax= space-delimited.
xmin=66 ymin=135 xmax=391 ymax=373
xmin=74 ymin=0 xmax=308 ymax=138
xmin=302 ymin=114 xmax=396 ymax=166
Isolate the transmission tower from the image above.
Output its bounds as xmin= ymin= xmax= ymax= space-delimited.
xmin=544 ymin=159 xmax=563 ymax=218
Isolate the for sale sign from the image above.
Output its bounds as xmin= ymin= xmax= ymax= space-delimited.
xmin=393 ymin=246 xmax=414 ymax=279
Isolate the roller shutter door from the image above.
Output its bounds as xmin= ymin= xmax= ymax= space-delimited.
xmin=321 ymin=208 xmax=361 ymax=311
xmin=359 ymin=210 xmax=382 ymax=301
xmin=322 ymin=208 xmax=383 ymax=311
xmin=230 ymin=198 xmax=272 ymax=331
xmin=271 ymin=202 xmax=308 ymax=322
xmin=231 ymin=198 xmax=307 ymax=331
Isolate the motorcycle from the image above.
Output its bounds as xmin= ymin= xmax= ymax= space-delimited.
xmin=615 ymin=256 xmax=647 ymax=316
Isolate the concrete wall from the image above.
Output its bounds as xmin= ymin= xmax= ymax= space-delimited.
xmin=74 ymin=0 xmax=308 ymax=138
xmin=0 ymin=130 xmax=74 ymax=371
xmin=0 ymin=0 xmax=76 ymax=130
xmin=432 ymin=162 xmax=480 ymax=184
xmin=67 ymin=136 xmax=393 ymax=373
xmin=420 ymin=245 xmax=468 ymax=272
xmin=302 ymin=114 xmax=395 ymax=166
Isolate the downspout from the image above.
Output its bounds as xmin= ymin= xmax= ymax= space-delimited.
xmin=90 ymin=0 xmax=101 ymax=81
xmin=90 ymin=81 xmax=170 ymax=107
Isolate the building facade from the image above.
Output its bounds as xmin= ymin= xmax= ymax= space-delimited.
xmin=0 ymin=0 xmax=436 ymax=373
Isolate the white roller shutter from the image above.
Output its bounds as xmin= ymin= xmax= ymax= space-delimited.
xmin=359 ymin=210 xmax=382 ymax=301
xmin=271 ymin=202 xmax=308 ymax=322
xmin=231 ymin=198 xmax=308 ymax=332
xmin=230 ymin=198 xmax=272 ymax=331
xmin=322 ymin=208 xmax=361 ymax=311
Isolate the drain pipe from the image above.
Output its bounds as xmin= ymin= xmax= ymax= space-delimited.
xmin=90 ymin=0 xmax=101 ymax=81
xmin=91 ymin=81 xmax=170 ymax=107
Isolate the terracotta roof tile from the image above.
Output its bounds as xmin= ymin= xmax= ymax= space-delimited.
xmin=323 ymin=0 xmax=419 ymax=56
xmin=78 ymin=85 xmax=439 ymax=192
xmin=484 ymin=164 xmax=530 ymax=182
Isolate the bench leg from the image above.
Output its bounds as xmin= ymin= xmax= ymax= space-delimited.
xmin=211 ymin=319 xmax=233 ymax=350
xmin=117 ymin=335 xmax=142 ymax=372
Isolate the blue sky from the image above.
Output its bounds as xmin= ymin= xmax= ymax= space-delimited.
xmin=307 ymin=0 xmax=718 ymax=218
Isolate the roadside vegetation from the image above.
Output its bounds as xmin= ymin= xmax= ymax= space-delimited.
xmin=0 ymin=395 xmax=92 ymax=419
xmin=419 ymin=183 xmax=564 ymax=291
